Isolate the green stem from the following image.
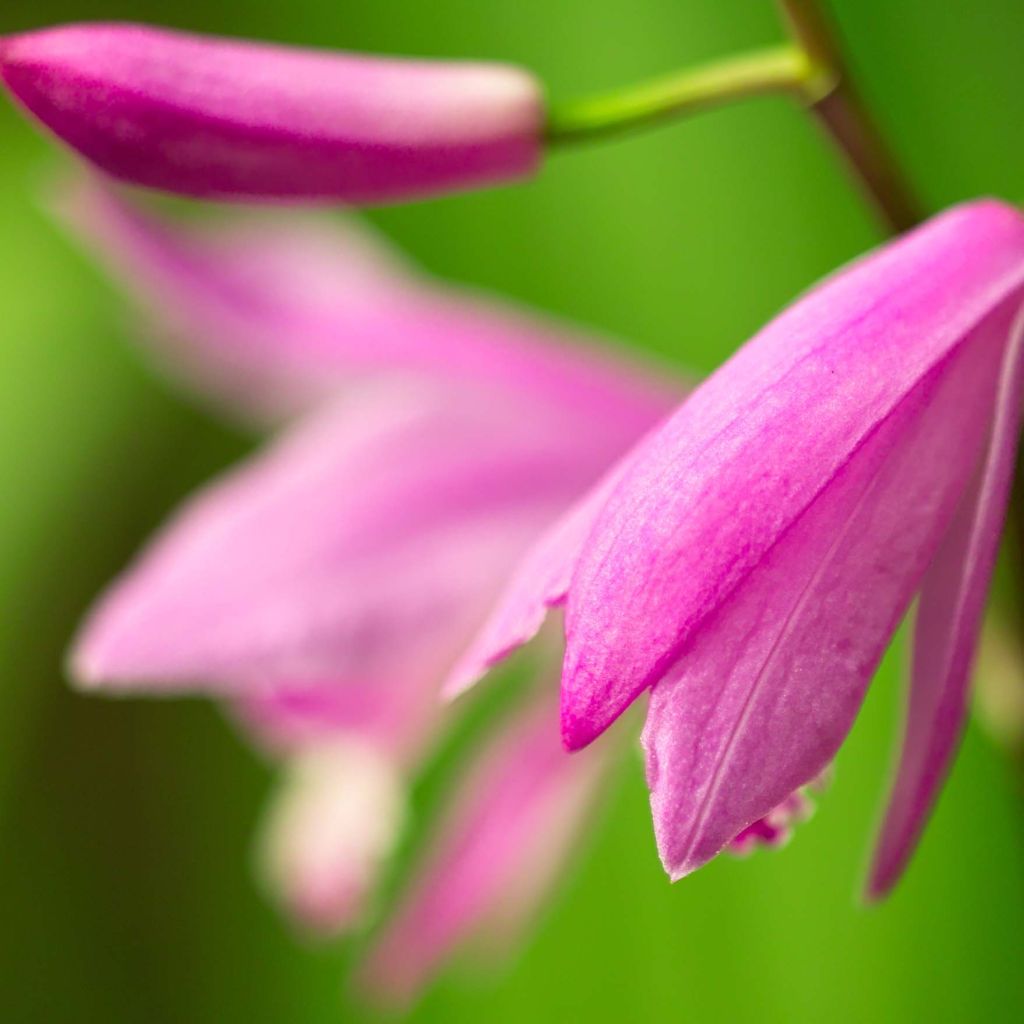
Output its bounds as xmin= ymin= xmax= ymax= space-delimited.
xmin=545 ymin=1 xmax=925 ymax=236
xmin=546 ymin=44 xmax=811 ymax=144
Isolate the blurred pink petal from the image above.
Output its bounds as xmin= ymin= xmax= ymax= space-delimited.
xmin=1 ymin=23 xmax=543 ymax=203
xmin=55 ymin=179 xmax=676 ymax=434
xmin=71 ymin=384 xmax=603 ymax=692
xmin=358 ymin=693 xmax=607 ymax=1004
xmin=868 ymin=303 xmax=1024 ymax=898
xmin=258 ymin=739 xmax=407 ymax=935
xmin=55 ymin=178 xmax=412 ymax=423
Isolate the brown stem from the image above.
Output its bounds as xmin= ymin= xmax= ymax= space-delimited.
xmin=778 ymin=0 xmax=925 ymax=234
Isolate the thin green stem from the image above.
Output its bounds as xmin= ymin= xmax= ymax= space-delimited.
xmin=545 ymin=1 xmax=925 ymax=236
xmin=545 ymin=44 xmax=811 ymax=145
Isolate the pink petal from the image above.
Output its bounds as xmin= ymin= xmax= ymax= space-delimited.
xmin=71 ymin=385 xmax=603 ymax=692
xmin=358 ymin=693 xmax=607 ymax=1004
xmin=2 ymin=23 xmax=543 ymax=203
xmin=257 ymin=740 xmax=407 ymax=936
xmin=642 ymin=317 xmax=1006 ymax=878
xmin=867 ymin=302 xmax=1024 ymax=898
xmin=54 ymin=179 xmax=677 ymax=436
xmin=54 ymin=177 xmax=411 ymax=424
xmin=564 ymin=200 xmax=1024 ymax=752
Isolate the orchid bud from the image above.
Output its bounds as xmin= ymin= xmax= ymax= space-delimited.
xmin=1 ymin=23 xmax=544 ymax=204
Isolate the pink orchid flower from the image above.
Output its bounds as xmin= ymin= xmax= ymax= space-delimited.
xmin=1 ymin=23 xmax=543 ymax=204
xmin=454 ymin=199 xmax=1024 ymax=897
xmin=59 ymin=183 xmax=677 ymax=960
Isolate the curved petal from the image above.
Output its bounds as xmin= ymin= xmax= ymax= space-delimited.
xmin=54 ymin=178 xmax=411 ymax=423
xmin=564 ymin=200 xmax=1024 ymax=751
xmin=1 ymin=23 xmax=543 ymax=203
xmin=54 ymin=179 xmax=678 ymax=435
xmin=357 ymin=692 xmax=608 ymax=1005
xmin=868 ymin=302 xmax=1024 ymax=898
xmin=642 ymin=318 xmax=1005 ymax=878
xmin=71 ymin=384 xmax=604 ymax=692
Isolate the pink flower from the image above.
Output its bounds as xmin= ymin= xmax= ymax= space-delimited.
xmin=1 ymin=23 xmax=543 ymax=203
xmin=455 ymin=199 xmax=1024 ymax=896
xmin=60 ymin=182 xmax=675 ymax=956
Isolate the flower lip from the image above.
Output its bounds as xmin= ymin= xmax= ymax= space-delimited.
xmin=0 ymin=22 xmax=545 ymax=203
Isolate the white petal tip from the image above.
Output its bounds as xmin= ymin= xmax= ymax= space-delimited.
xmin=665 ymin=861 xmax=697 ymax=884
xmin=66 ymin=643 xmax=115 ymax=691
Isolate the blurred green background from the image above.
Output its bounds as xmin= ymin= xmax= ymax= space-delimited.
xmin=3 ymin=1 xmax=1024 ymax=1021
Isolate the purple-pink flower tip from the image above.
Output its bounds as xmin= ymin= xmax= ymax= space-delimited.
xmin=559 ymin=704 xmax=601 ymax=753
xmin=0 ymin=22 xmax=544 ymax=204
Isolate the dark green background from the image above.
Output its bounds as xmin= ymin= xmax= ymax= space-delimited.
xmin=3 ymin=2 xmax=1024 ymax=1021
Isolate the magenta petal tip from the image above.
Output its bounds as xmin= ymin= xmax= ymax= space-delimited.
xmin=560 ymin=656 xmax=643 ymax=752
xmin=559 ymin=704 xmax=599 ymax=753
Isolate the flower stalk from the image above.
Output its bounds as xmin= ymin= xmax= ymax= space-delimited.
xmin=546 ymin=0 xmax=923 ymax=235
xmin=544 ymin=45 xmax=811 ymax=144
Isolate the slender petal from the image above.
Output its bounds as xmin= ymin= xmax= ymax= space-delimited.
xmin=54 ymin=179 xmax=677 ymax=436
xmin=1 ymin=23 xmax=543 ymax=203
xmin=257 ymin=739 xmax=407 ymax=935
xmin=565 ymin=200 xmax=1024 ymax=752
xmin=868 ymin=303 xmax=1024 ymax=898
xmin=358 ymin=693 xmax=607 ymax=1004
xmin=55 ymin=178 xmax=412 ymax=423
xmin=643 ymin=320 xmax=1004 ymax=877
xmin=71 ymin=384 xmax=603 ymax=692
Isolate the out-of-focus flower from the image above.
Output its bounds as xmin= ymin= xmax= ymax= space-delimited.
xmin=455 ymin=200 xmax=1024 ymax=897
xmin=59 ymin=183 xmax=677 ymax=962
xmin=1 ymin=23 xmax=544 ymax=204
